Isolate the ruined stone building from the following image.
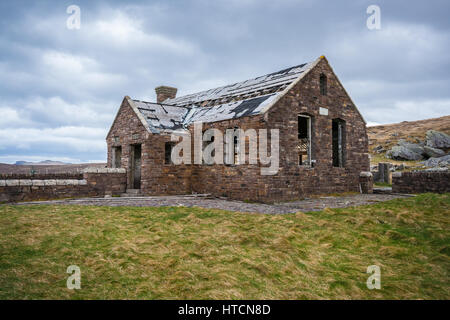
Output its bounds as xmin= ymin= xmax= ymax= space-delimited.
xmin=106 ymin=56 xmax=369 ymax=202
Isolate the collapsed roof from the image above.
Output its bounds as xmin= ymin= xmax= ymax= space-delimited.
xmin=129 ymin=59 xmax=318 ymax=134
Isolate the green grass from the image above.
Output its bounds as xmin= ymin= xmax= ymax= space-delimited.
xmin=0 ymin=193 xmax=449 ymax=299
xmin=374 ymin=182 xmax=392 ymax=188
xmin=370 ymin=153 xmax=423 ymax=169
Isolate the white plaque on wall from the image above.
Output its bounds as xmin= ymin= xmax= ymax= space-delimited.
xmin=319 ymin=107 xmax=329 ymax=116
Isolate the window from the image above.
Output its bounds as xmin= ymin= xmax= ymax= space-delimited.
xmin=202 ymin=131 xmax=215 ymax=165
xmin=112 ymin=146 xmax=122 ymax=168
xmin=320 ymin=73 xmax=327 ymax=96
xmin=224 ymin=128 xmax=239 ymax=165
xmin=233 ymin=134 xmax=239 ymax=164
xmin=165 ymin=142 xmax=175 ymax=164
xmin=332 ymin=119 xmax=346 ymax=167
xmin=298 ymin=115 xmax=312 ymax=166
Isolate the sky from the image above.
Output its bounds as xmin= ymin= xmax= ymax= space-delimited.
xmin=0 ymin=0 xmax=449 ymax=163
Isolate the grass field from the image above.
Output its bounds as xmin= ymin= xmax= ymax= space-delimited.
xmin=0 ymin=193 xmax=449 ymax=299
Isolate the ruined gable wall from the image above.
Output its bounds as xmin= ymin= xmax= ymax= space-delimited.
xmin=263 ymin=57 xmax=370 ymax=200
xmin=107 ymin=99 xmax=191 ymax=195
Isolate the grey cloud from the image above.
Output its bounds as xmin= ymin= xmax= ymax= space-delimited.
xmin=0 ymin=0 xmax=449 ymax=162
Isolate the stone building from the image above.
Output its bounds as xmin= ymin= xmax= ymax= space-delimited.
xmin=106 ymin=56 xmax=370 ymax=202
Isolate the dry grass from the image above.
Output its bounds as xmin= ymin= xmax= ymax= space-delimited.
xmin=367 ymin=115 xmax=450 ymax=167
xmin=0 ymin=193 xmax=449 ymax=299
xmin=368 ymin=115 xmax=450 ymax=151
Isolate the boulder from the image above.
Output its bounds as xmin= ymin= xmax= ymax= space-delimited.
xmin=423 ymin=146 xmax=446 ymax=158
xmin=397 ymin=139 xmax=425 ymax=155
xmin=421 ymin=154 xmax=450 ymax=167
xmin=424 ymin=167 xmax=448 ymax=172
xmin=386 ymin=145 xmax=423 ymax=161
xmin=425 ymin=130 xmax=450 ymax=149
xmin=372 ymin=145 xmax=386 ymax=153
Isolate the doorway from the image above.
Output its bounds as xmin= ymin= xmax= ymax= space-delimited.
xmin=130 ymin=144 xmax=141 ymax=189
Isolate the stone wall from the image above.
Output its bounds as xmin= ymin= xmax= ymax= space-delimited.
xmin=83 ymin=167 xmax=127 ymax=196
xmin=0 ymin=168 xmax=126 ymax=203
xmin=106 ymin=58 xmax=370 ymax=203
xmin=392 ymin=171 xmax=450 ymax=194
xmin=106 ymin=98 xmax=192 ymax=195
xmin=259 ymin=58 xmax=369 ymax=201
xmin=0 ymin=173 xmax=83 ymax=180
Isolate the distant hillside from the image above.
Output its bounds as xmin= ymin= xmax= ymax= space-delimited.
xmin=368 ymin=115 xmax=450 ymax=152
xmin=14 ymin=160 xmax=70 ymax=166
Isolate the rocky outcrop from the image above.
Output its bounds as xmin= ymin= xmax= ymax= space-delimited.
xmin=386 ymin=134 xmax=449 ymax=161
xmin=425 ymin=130 xmax=450 ymax=149
xmin=423 ymin=146 xmax=446 ymax=158
xmin=386 ymin=145 xmax=424 ymax=161
xmin=372 ymin=145 xmax=386 ymax=153
xmin=421 ymin=154 xmax=450 ymax=168
xmin=399 ymin=140 xmax=425 ymax=154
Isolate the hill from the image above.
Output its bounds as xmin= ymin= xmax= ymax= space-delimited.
xmin=14 ymin=160 xmax=70 ymax=166
xmin=368 ymin=115 xmax=450 ymax=151
xmin=367 ymin=115 xmax=450 ymax=165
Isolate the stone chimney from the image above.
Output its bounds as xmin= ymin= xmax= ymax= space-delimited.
xmin=155 ymin=86 xmax=177 ymax=103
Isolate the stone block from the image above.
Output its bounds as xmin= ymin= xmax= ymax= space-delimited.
xmin=32 ymin=180 xmax=45 ymax=186
xmin=6 ymin=180 xmax=19 ymax=186
xmin=19 ymin=180 xmax=33 ymax=186
xmin=44 ymin=180 xmax=57 ymax=186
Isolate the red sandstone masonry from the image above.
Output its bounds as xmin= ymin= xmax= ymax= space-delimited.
xmin=392 ymin=171 xmax=450 ymax=194
xmin=107 ymin=98 xmax=192 ymax=196
xmin=0 ymin=170 xmax=126 ymax=203
xmin=0 ymin=173 xmax=83 ymax=180
xmin=106 ymin=58 xmax=370 ymax=203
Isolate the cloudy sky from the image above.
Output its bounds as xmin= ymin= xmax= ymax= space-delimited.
xmin=0 ymin=0 xmax=449 ymax=163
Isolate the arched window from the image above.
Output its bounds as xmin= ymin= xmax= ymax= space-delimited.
xmin=320 ymin=73 xmax=327 ymax=95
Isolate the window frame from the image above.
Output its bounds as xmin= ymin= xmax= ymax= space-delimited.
xmin=332 ymin=118 xmax=346 ymax=168
xmin=298 ymin=114 xmax=313 ymax=167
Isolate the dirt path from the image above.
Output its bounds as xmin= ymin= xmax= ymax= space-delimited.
xmin=12 ymin=194 xmax=411 ymax=214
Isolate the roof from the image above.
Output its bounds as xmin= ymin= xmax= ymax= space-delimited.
xmin=164 ymin=62 xmax=312 ymax=108
xmin=133 ymin=100 xmax=189 ymax=133
xmin=126 ymin=58 xmax=321 ymax=134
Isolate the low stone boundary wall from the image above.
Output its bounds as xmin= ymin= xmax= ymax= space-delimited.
xmin=0 ymin=173 xmax=83 ymax=180
xmin=0 ymin=168 xmax=127 ymax=203
xmin=392 ymin=171 xmax=450 ymax=194
xmin=83 ymin=168 xmax=127 ymax=196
